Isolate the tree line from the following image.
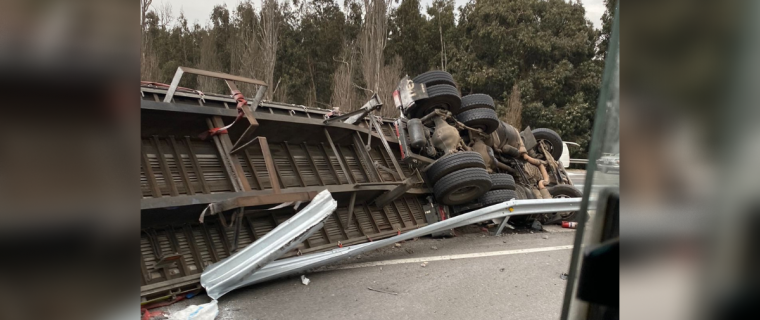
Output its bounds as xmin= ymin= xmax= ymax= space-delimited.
xmin=140 ymin=0 xmax=615 ymax=157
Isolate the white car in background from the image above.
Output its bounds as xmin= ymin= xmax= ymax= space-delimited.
xmin=559 ymin=141 xmax=581 ymax=169
xmin=596 ymin=153 xmax=620 ymax=173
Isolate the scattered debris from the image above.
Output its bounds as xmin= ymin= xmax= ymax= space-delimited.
xmin=167 ymin=300 xmax=218 ymax=320
xmin=368 ymin=287 xmax=398 ymax=295
xmin=394 ymin=243 xmax=401 ymax=247
xmin=542 ymin=235 xmax=549 ymax=239
xmin=141 ymin=309 xmax=165 ymax=320
xmin=405 ymin=248 xmax=414 ymax=254
xmin=301 ymin=275 xmax=311 ymax=285
xmin=140 ymin=293 xmax=190 ymax=312
xmin=560 ymin=272 xmax=568 ymax=280
xmin=421 ymin=262 xmax=428 ymax=267
xmin=562 ymin=221 xmax=578 ymax=229
xmin=500 ymin=268 xmax=505 ymax=272
xmin=430 ymin=246 xmax=438 ymax=250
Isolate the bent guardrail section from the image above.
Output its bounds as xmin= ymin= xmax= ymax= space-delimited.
xmin=226 ymin=198 xmax=582 ymax=291
xmin=200 ymin=190 xmax=337 ymax=299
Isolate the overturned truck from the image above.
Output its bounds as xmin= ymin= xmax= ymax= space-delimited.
xmin=393 ymin=71 xmax=581 ymax=222
xmin=140 ymin=67 xmax=580 ymax=303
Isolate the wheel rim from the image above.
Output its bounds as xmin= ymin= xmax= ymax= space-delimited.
xmin=447 ymin=185 xmax=481 ymax=203
xmin=537 ymin=139 xmax=555 ymax=156
xmin=553 ymin=194 xmax=575 ymax=218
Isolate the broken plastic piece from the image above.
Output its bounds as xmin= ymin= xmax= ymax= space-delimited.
xmin=167 ymin=300 xmax=218 ymax=320
xmin=301 ymin=275 xmax=310 ymax=285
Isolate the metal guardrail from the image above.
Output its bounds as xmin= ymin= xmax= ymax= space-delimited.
xmin=214 ymin=197 xmax=582 ymax=294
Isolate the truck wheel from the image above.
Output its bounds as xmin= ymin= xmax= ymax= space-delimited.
xmin=547 ymin=184 xmax=583 ymax=222
xmin=531 ymin=128 xmax=563 ymax=160
xmin=489 ymin=173 xmax=516 ymax=190
xmin=426 ymin=151 xmax=486 ymax=184
xmin=515 ymin=185 xmax=528 ymax=199
xmin=517 ymin=185 xmax=536 ymax=199
xmin=458 ymin=94 xmax=495 ymax=113
xmin=479 ymin=189 xmax=517 ymax=206
xmin=508 ymin=186 xmax=535 ymax=224
xmin=434 ymin=168 xmax=492 ymax=205
xmin=413 ymin=70 xmax=456 ymax=87
xmin=409 ymin=84 xmax=461 ymax=118
xmin=455 ymin=108 xmax=499 ymax=134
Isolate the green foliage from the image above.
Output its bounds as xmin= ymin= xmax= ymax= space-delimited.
xmin=450 ymin=0 xmax=600 ymax=156
xmin=597 ymin=0 xmax=617 ymax=59
xmin=386 ymin=0 xmax=430 ymax=76
xmin=424 ymin=0 xmax=457 ymax=71
xmin=140 ymin=0 xmax=604 ymax=157
xmin=294 ymin=0 xmax=349 ymax=106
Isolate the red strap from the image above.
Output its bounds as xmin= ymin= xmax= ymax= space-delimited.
xmin=233 ymin=92 xmax=248 ymax=108
xmin=203 ymin=92 xmax=248 ymax=139
xmin=208 ymin=127 xmax=228 ymax=135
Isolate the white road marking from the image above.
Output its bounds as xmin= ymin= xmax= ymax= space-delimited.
xmin=322 ymin=245 xmax=573 ymax=271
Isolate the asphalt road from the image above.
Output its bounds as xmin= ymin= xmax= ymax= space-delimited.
xmin=160 ymin=227 xmax=577 ymax=320
xmin=567 ymin=169 xmax=618 ymax=191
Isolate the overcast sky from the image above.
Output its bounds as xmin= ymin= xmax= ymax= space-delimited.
xmin=160 ymin=0 xmax=606 ymax=30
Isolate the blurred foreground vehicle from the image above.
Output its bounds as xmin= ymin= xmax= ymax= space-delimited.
xmin=561 ymin=2 xmax=619 ymax=320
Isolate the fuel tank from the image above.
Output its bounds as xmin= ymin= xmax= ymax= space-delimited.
xmin=407 ymin=118 xmax=426 ymax=150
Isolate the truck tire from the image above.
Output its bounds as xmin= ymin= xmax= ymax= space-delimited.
xmin=479 ymin=189 xmax=517 ymax=206
xmin=409 ymin=84 xmax=461 ymax=118
xmin=413 ymin=70 xmax=456 ymax=87
xmin=547 ymin=184 xmax=583 ymax=222
xmin=433 ymin=168 xmax=492 ymax=205
xmin=458 ymin=94 xmax=495 ymax=113
xmin=532 ymin=128 xmax=563 ymax=160
xmin=455 ymin=107 xmax=500 ymax=134
xmin=508 ymin=186 xmax=535 ymax=224
xmin=515 ymin=185 xmax=536 ymax=199
xmin=489 ymin=173 xmax=516 ymax=190
xmin=426 ymin=151 xmax=486 ymax=184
